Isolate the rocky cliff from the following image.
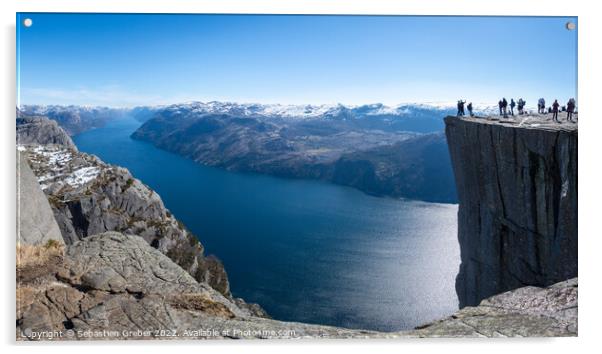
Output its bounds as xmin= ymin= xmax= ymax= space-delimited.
xmin=17 ymin=115 xmax=77 ymax=150
xmin=445 ymin=115 xmax=578 ymax=308
xmin=18 ymin=143 xmax=233 ymax=298
xmin=17 ymin=152 xmax=64 ymax=246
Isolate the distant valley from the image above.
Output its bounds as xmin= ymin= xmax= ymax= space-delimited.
xmin=131 ymin=102 xmax=458 ymax=202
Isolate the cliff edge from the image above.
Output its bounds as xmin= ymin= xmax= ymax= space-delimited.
xmin=17 ymin=115 xmax=77 ymax=150
xmin=445 ymin=115 xmax=577 ymax=307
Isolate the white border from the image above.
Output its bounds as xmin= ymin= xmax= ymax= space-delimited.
xmin=3 ymin=0 xmax=588 ymax=16
xmin=2 ymin=1 xmax=600 ymax=353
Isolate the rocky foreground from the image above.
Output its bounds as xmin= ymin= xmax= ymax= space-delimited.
xmin=16 ymin=229 xmax=577 ymax=339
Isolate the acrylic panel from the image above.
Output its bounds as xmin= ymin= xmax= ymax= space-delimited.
xmin=16 ymin=13 xmax=578 ymax=340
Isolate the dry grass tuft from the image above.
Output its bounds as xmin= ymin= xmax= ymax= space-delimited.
xmin=169 ymin=293 xmax=235 ymax=319
xmin=16 ymin=240 xmax=64 ymax=269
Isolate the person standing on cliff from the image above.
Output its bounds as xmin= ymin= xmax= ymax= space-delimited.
xmin=457 ymin=100 xmax=466 ymax=116
xmin=502 ymin=98 xmax=508 ymax=118
xmin=510 ymin=99 xmax=516 ymax=116
xmin=498 ymin=100 xmax=503 ymax=116
xmin=467 ymin=102 xmax=474 ymax=117
xmin=552 ymin=99 xmax=560 ymax=122
xmin=538 ymin=98 xmax=546 ymax=114
xmin=567 ymin=98 xmax=576 ymax=122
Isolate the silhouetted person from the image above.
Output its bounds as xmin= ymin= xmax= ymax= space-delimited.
xmin=502 ymin=98 xmax=508 ymax=117
xmin=467 ymin=102 xmax=474 ymax=117
xmin=510 ymin=99 xmax=516 ymax=116
xmin=498 ymin=100 xmax=503 ymax=116
xmin=567 ymin=98 xmax=576 ymax=122
xmin=548 ymin=107 xmax=552 ymax=114
xmin=552 ymin=99 xmax=560 ymax=122
xmin=517 ymin=98 xmax=524 ymax=115
xmin=457 ymin=100 xmax=466 ymax=116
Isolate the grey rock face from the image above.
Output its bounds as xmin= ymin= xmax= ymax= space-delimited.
xmin=18 ymin=144 xmax=232 ymax=298
xmin=63 ymin=233 xmax=243 ymax=315
xmin=17 ymin=152 xmax=64 ymax=246
xmin=16 ymin=116 xmax=77 ymax=149
xmin=445 ymin=116 xmax=577 ymax=307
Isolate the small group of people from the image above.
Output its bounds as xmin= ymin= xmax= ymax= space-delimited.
xmin=497 ymin=98 xmax=513 ymax=117
xmin=456 ymin=97 xmax=577 ymax=123
xmin=496 ymin=98 xmax=526 ymax=117
xmin=537 ymin=98 xmax=547 ymax=114
xmin=517 ymin=98 xmax=527 ymax=115
xmin=549 ymin=98 xmax=577 ymax=123
xmin=456 ymin=100 xmax=474 ymax=117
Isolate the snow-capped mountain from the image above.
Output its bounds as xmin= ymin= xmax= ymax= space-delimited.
xmin=19 ymin=104 xmax=129 ymax=117
xmin=19 ymin=101 xmax=518 ymax=125
xmin=150 ymin=101 xmax=458 ymax=120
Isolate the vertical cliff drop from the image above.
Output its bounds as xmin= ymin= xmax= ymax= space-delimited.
xmin=445 ymin=115 xmax=577 ymax=307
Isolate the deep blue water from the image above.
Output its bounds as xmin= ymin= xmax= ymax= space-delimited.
xmin=73 ymin=117 xmax=460 ymax=332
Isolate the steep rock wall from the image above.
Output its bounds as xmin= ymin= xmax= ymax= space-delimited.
xmin=17 ymin=152 xmax=64 ymax=246
xmin=445 ymin=116 xmax=577 ymax=307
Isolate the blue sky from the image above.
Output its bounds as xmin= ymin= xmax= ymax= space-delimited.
xmin=17 ymin=14 xmax=577 ymax=107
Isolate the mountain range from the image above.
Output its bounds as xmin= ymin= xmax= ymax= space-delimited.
xmin=20 ymin=101 xmax=505 ymax=135
xmin=19 ymin=101 xmax=471 ymax=202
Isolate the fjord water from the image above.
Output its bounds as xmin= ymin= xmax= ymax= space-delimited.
xmin=73 ymin=117 xmax=460 ymax=331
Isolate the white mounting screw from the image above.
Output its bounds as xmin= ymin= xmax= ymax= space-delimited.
xmin=566 ymin=21 xmax=576 ymax=31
